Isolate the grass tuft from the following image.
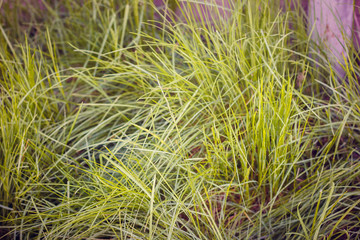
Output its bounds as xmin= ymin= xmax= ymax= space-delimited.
xmin=1 ymin=0 xmax=360 ymax=239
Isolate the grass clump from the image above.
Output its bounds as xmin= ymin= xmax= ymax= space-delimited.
xmin=1 ymin=0 xmax=360 ymax=239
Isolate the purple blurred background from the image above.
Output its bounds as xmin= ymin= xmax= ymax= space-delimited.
xmin=2 ymin=0 xmax=359 ymax=77
xmin=153 ymin=0 xmax=359 ymax=77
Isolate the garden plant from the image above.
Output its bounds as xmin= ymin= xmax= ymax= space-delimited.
xmin=1 ymin=0 xmax=360 ymax=239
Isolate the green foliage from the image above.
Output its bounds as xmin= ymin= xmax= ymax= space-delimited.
xmin=0 ymin=0 xmax=359 ymax=239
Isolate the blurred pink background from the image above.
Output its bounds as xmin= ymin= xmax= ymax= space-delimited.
xmin=2 ymin=0 xmax=359 ymax=77
xmin=153 ymin=0 xmax=359 ymax=77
